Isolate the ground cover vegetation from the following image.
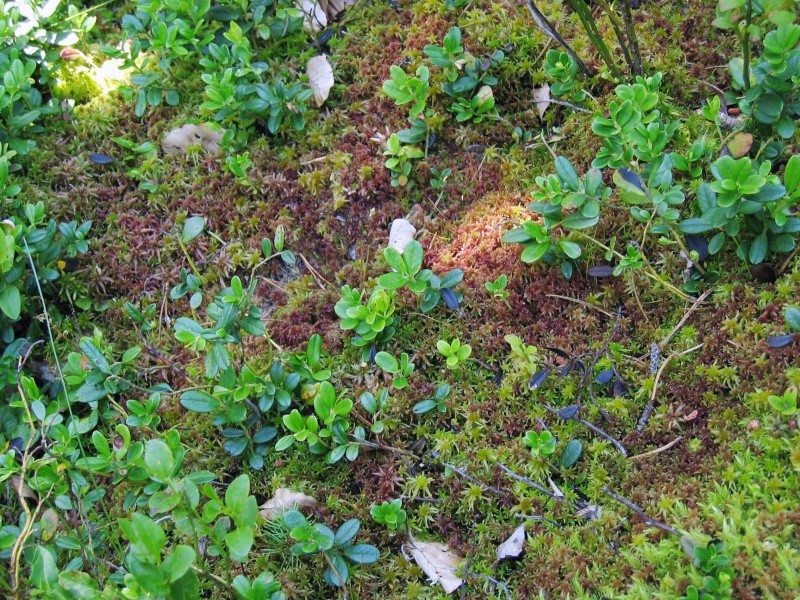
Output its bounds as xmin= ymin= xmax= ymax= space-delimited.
xmin=1 ymin=0 xmax=799 ymax=597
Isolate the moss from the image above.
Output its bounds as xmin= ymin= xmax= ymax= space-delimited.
xmin=5 ymin=0 xmax=800 ymax=598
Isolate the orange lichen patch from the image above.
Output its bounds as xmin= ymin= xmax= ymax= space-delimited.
xmin=424 ymin=190 xmax=528 ymax=279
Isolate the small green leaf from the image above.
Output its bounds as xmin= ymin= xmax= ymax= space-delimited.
xmin=226 ymin=527 xmax=254 ymax=562
xmin=181 ymin=216 xmax=206 ymax=243
xmin=785 ymin=306 xmax=800 ymax=331
xmin=374 ymin=351 xmax=399 ymax=373
xmin=57 ymin=571 xmax=99 ymax=598
xmin=144 ymin=439 xmax=175 ymax=480
xmin=0 ymin=284 xmax=21 ymax=320
xmin=560 ymin=439 xmax=583 ymax=468
xmin=162 ymin=545 xmax=196 ymax=583
xmin=749 ymin=233 xmax=768 ymax=264
xmin=334 ymin=519 xmax=360 ymax=546
xmin=180 ymin=391 xmax=220 ymax=413
xmin=30 ymin=546 xmax=58 ymax=590
xmin=343 ymin=544 xmax=380 ymax=564
xmin=80 ymin=338 xmax=111 ymax=373
xmin=558 ymin=240 xmax=582 ymax=259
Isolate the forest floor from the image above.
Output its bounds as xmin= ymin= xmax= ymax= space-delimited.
xmin=5 ymin=0 xmax=800 ymax=598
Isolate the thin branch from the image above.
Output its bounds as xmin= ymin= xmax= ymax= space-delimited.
xmin=546 ymin=294 xmax=615 ymax=318
xmin=620 ymin=0 xmax=644 ymax=75
xmin=531 ymin=98 xmax=591 ymax=112
xmin=322 ymin=551 xmax=349 ymax=597
xmin=444 ymin=463 xmax=504 ymax=495
xmin=544 ymin=404 xmax=627 ymax=456
xmin=525 ymin=0 xmax=594 ymax=76
xmin=635 ymin=343 xmax=703 ymax=433
xmin=513 ymin=513 xmax=561 ymax=527
xmin=577 ymin=416 xmax=628 ymax=456
xmin=352 ymin=437 xmax=418 ymax=457
xmin=602 ymin=487 xmax=683 ymax=537
xmin=496 ymin=462 xmax=568 ymax=502
xmin=658 ymin=290 xmax=713 ymax=350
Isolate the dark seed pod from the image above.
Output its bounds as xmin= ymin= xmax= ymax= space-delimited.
xmin=557 ymin=405 xmax=579 ymax=420
xmin=588 ymin=265 xmax=614 ymax=277
xmin=595 ymin=369 xmax=614 ymax=385
xmin=618 ymin=168 xmax=644 ymax=190
xmin=9 ymin=437 xmax=24 ymax=460
xmin=685 ymin=234 xmax=709 ymax=261
xmin=441 ymin=288 xmax=459 ymax=310
xmin=528 ymin=369 xmax=550 ymax=390
xmin=767 ymin=334 xmax=795 ymax=348
xmin=89 ymin=153 xmax=114 ymax=164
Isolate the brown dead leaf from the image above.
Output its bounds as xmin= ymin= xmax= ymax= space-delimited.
xmin=10 ymin=475 xmax=37 ymax=501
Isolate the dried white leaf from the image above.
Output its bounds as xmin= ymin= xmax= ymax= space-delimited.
xmin=162 ymin=124 xmax=222 ymax=156
xmin=307 ymin=55 xmax=334 ymax=107
xmin=404 ymin=536 xmax=463 ymax=594
xmin=388 ymin=218 xmax=416 ymax=252
xmin=533 ymin=83 xmax=551 ymax=119
xmin=259 ymin=488 xmax=318 ymax=520
xmin=296 ymin=0 xmax=327 ymax=33
xmin=197 ymin=124 xmax=222 ymax=155
xmin=547 ymin=477 xmax=565 ymax=500
xmin=495 ymin=524 xmax=526 ymax=562
xmin=476 ymin=84 xmax=493 ymax=104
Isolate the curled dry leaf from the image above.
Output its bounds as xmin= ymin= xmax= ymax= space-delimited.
xmin=296 ymin=0 xmax=327 ymax=33
xmin=388 ymin=218 xmax=416 ymax=252
xmin=307 ymin=55 xmax=334 ymax=107
xmin=495 ymin=523 xmax=526 ymax=562
xmin=162 ymin=124 xmax=222 ymax=156
xmin=59 ymin=47 xmax=85 ymax=62
xmin=533 ymin=83 xmax=551 ymax=119
xmin=259 ymin=488 xmax=318 ymax=520
xmin=10 ymin=475 xmax=37 ymax=501
xmin=317 ymin=0 xmax=359 ymax=19
xmin=403 ymin=535 xmax=463 ymax=594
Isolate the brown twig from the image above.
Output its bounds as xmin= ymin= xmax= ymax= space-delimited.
xmin=546 ymin=294 xmax=616 ymax=318
xmin=298 ymin=253 xmax=332 ymax=289
xmin=657 ymin=290 xmax=713 ymax=350
xmin=629 ymin=436 xmax=683 ymax=460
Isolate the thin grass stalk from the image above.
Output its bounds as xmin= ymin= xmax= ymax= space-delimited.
xmin=595 ymin=0 xmax=635 ymax=72
xmin=742 ymin=0 xmax=753 ymax=91
xmin=619 ymin=0 xmax=643 ymax=75
xmin=569 ymin=0 xmax=621 ymax=78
